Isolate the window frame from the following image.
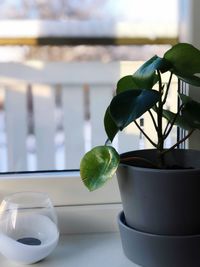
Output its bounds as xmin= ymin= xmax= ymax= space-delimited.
xmin=0 ymin=20 xmax=178 ymax=46
xmin=0 ymin=170 xmax=121 ymax=234
xmin=179 ymin=0 xmax=200 ymax=150
xmin=2 ymin=1 xmax=200 ymax=235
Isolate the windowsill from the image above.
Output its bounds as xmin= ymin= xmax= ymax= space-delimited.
xmin=0 ymin=233 xmax=138 ymax=267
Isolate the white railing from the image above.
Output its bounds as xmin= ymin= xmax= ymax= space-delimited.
xmin=0 ymin=61 xmax=177 ymax=172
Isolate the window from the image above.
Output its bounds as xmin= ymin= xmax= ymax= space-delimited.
xmin=0 ymin=0 xmax=179 ymax=173
xmin=0 ymin=0 xmax=184 ymax=233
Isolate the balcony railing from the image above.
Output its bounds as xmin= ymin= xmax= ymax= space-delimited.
xmin=0 ymin=61 xmax=177 ymax=172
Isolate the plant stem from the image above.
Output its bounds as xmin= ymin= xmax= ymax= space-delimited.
xmin=157 ymin=71 xmax=164 ymax=150
xmin=164 ymin=104 xmax=184 ymax=139
xmin=157 ymin=70 xmax=165 ymax=167
xmin=105 ymin=138 xmax=111 ymax=146
xmin=162 ymin=72 xmax=173 ymax=105
xmin=134 ymin=120 xmax=157 ymax=148
xmin=162 ymin=129 xmax=195 ymax=155
xmin=148 ymin=110 xmax=158 ymax=131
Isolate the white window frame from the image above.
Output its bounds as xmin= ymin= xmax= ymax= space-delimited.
xmin=1 ymin=0 xmax=200 ymax=235
xmin=0 ymin=171 xmax=121 ymax=234
xmin=179 ymin=0 xmax=200 ymax=150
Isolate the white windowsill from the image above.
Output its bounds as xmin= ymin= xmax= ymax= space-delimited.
xmin=0 ymin=171 xmax=122 ymax=234
xmin=0 ymin=171 xmax=121 ymax=207
xmin=0 ymin=233 xmax=138 ymax=267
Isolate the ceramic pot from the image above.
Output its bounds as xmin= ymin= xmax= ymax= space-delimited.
xmin=117 ymin=149 xmax=200 ymax=235
xmin=118 ymin=211 xmax=200 ymax=267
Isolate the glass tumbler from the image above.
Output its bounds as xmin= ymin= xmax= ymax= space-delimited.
xmin=0 ymin=192 xmax=59 ymax=264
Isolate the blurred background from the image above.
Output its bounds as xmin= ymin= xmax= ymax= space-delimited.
xmin=0 ymin=0 xmax=179 ymax=172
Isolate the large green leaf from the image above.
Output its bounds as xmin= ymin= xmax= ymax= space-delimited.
xmin=117 ymin=75 xmax=139 ymax=94
xmin=132 ymin=56 xmax=170 ymax=88
xmin=109 ymin=89 xmax=160 ymax=130
xmin=163 ymin=109 xmax=193 ymax=130
xmin=182 ymin=101 xmax=200 ymax=130
xmin=178 ymin=93 xmax=200 ymax=129
xmin=164 ymin=43 xmax=200 ymax=86
xmin=179 ymin=93 xmax=192 ymax=104
xmin=163 ymin=93 xmax=200 ymax=131
xmin=104 ymin=107 xmax=119 ymax=142
xmin=80 ymin=146 xmax=119 ymax=191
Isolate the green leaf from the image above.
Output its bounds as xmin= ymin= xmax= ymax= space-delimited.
xmin=163 ymin=109 xmax=193 ymax=130
xmin=116 ymin=57 xmax=171 ymax=94
xmin=182 ymin=100 xmax=200 ymax=130
xmin=109 ymin=89 xmax=160 ymax=130
xmin=178 ymin=75 xmax=200 ymax=87
xmin=104 ymin=107 xmax=119 ymax=142
xmin=178 ymin=94 xmax=200 ymax=129
xmin=132 ymin=56 xmax=170 ymax=88
xmin=164 ymin=43 xmax=200 ymax=86
xmin=117 ymin=75 xmax=139 ymax=94
xmin=179 ymin=93 xmax=192 ymax=104
xmin=163 ymin=95 xmax=200 ymax=130
xmin=80 ymin=146 xmax=120 ymax=191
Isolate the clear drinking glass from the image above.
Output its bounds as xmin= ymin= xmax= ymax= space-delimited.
xmin=0 ymin=192 xmax=59 ymax=264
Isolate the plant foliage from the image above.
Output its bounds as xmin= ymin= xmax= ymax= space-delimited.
xmin=80 ymin=43 xmax=200 ymax=191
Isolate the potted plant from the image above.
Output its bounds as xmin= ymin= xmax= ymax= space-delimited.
xmin=80 ymin=43 xmax=200 ymax=267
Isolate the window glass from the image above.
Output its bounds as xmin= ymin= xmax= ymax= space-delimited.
xmin=0 ymin=0 xmax=178 ymax=40
xmin=0 ymin=0 xmax=178 ymax=172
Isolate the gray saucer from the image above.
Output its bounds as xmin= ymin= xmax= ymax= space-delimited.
xmin=118 ymin=211 xmax=200 ymax=267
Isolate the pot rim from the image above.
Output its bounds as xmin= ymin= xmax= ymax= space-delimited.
xmin=119 ymin=149 xmax=200 ymax=172
xmin=118 ymin=211 xmax=200 ymax=238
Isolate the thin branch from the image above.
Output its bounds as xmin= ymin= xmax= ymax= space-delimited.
xmin=162 ymin=72 xmax=173 ymax=105
xmin=157 ymin=70 xmax=162 ymax=91
xmin=162 ymin=129 xmax=195 ymax=155
xmin=164 ymin=104 xmax=184 ymax=139
xmin=148 ymin=110 xmax=158 ymax=131
xmin=163 ymin=120 xmax=172 ymax=138
xmin=105 ymin=138 xmax=111 ymax=146
xmin=153 ymin=103 xmax=159 ymax=114
xmin=134 ymin=120 xmax=157 ymax=148
xmin=156 ymin=70 xmax=164 ymax=151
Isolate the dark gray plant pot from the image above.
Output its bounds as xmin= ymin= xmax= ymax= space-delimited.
xmin=117 ymin=149 xmax=200 ymax=235
xmin=118 ymin=211 xmax=200 ymax=267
